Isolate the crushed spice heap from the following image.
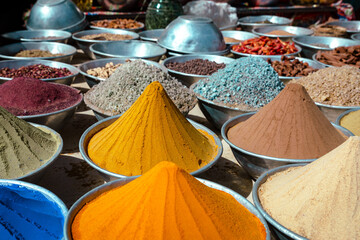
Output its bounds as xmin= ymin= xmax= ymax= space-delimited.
xmin=71 ymin=161 xmax=267 ymax=240
xmin=227 ymin=83 xmax=346 ymax=159
xmin=87 ymin=81 xmax=218 ymax=176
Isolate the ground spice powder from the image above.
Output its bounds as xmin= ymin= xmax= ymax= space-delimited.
xmin=258 ymin=136 xmax=360 ymax=240
xmin=71 ymin=161 xmax=266 ymax=240
xmin=87 ymin=81 xmax=218 ymax=176
xmin=340 ymin=109 xmax=360 ymax=136
xmin=227 ymin=83 xmax=346 ymax=159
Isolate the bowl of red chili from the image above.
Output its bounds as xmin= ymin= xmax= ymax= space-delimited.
xmin=231 ymin=36 xmax=301 ymax=58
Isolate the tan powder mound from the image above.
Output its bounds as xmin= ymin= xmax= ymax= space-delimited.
xmin=258 ymin=136 xmax=360 ymax=240
xmin=227 ymin=83 xmax=346 ymax=159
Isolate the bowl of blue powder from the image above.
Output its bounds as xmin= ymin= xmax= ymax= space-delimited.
xmin=0 ymin=179 xmax=68 ymax=239
xmin=190 ymin=57 xmax=284 ymax=130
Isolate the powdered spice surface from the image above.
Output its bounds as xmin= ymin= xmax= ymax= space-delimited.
xmin=227 ymin=83 xmax=346 ymax=159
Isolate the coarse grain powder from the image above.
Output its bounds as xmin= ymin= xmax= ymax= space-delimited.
xmin=84 ymin=60 xmax=196 ymax=115
xmin=291 ymin=65 xmax=360 ymax=106
xmin=258 ymin=136 xmax=360 ymax=240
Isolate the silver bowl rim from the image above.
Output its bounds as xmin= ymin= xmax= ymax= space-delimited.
xmin=79 ymin=114 xmax=223 ymax=179
xmin=326 ymin=20 xmax=360 ymax=33
xmin=89 ymin=40 xmax=167 ymax=59
xmin=252 ymin=163 xmax=309 ymax=240
xmin=335 ymin=107 xmax=360 ymax=125
xmin=2 ymin=29 xmax=72 ymax=42
xmin=221 ymin=112 xmax=354 ymax=163
xmin=138 ymin=29 xmax=165 ymax=42
xmin=315 ymin=100 xmax=360 ymax=110
xmin=0 ymin=42 xmax=77 ymax=61
xmin=230 ymin=44 xmax=302 ymax=57
xmin=89 ymin=19 xmax=145 ymax=31
xmin=64 ymin=176 xmax=270 ymax=240
xmin=252 ymin=25 xmax=314 ymax=38
xmin=0 ymin=59 xmax=80 ymax=81
xmin=292 ymin=35 xmax=359 ymax=51
xmin=162 ymin=54 xmax=234 ymax=78
xmin=238 ymin=15 xmax=292 ymax=26
xmin=351 ymin=32 xmax=360 ymax=41
xmin=14 ymin=122 xmax=64 ymax=181
xmin=72 ymin=29 xmax=140 ymax=43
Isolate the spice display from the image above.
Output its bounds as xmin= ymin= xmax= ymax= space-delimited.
xmin=15 ymin=49 xmax=63 ymax=58
xmin=227 ymin=83 xmax=346 ymax=159
xmin=258 ymin=136 xmax=360 ymax=240
xmin=0 ymin=183 xmax=65 ymax=239
xmin=265 ymin=30 xmax=295 ymax=36
xmin=315 ymin=45 xmax=360 ymax=67
xmin=80 ymin=33 xmax=134 ymax=41
xmin=291 ymin=65 xmax=360 ymax=106
xmin=310 ymin=24 xmax=348 ymax=37
xmin=193 ymin=57 xmax=284 ymax=110
xmin=0 ymin=106 xmax=60 ymax=179
xmin=224 ymin=36 xmax=240 ymax=43
xmin=165 ymin=59 xmax=226 ymax=75
xmin=87 ymin=81 xmax=218 ymax=176
xmin=0 ymin=77 xmax=82 ymax=116
xmin=86 ymin=62 xmax=123 ymax=79
xmin=339 ymin=109 xmax=360 ymax=135
xmin=267 ymin=56 xmax=318 ymax=77
xmin=0 ymin=64 xmax=72 ymax=79
xmin=231 ymin=36 xmax=298 ymax=55
xmin=84 ymin=60 xmax=196 ymax=115
xmin=71 ymin=161 xmax=266 ymax=240
xmin=145 ymin=0 xmax=184 ymax=30
xmin=91 ymin=18 xmax=143 ymax=29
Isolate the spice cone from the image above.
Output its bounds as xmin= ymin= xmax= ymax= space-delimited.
xmin=71 ymin=161 xmax=266 ymax=240
xmin=227 ymin=83 xmax=346 ymax=159
xmin=87 ymin=81 xmax=217 ymax=176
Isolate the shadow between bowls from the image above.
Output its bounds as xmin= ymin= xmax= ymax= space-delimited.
xmin=252 ymin=163 xmax=309 ymax=240
xmin=64 ymin=177 xmax=271 ymax=240
xmin=230 ymin=44 xmax=302 ymax=59
xmin=79 ymin=114 xmax=223 ymax=182
xmin=221 ymin=112 xmax=354 ymax=179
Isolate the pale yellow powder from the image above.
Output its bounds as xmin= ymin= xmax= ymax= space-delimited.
xmin=340 ymin=109 xmax=360 ymax=136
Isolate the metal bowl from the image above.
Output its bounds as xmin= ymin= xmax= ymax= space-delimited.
xmin=292 ymin=36 xmax=359 ymax=58
xmin=252 ymin=25 xmax=314 ymax=42
xmin=26 ymin=0 xmax=88 ymax=33
xmin=14 ymin=123 xmax=63 ymax=183
xmin=0 ymin=42 xmax=77 ymax=63
xmin=89 ymin=20 xmax=145 ymax=33
xmin=238 ymin=15 xmax=292 ymax=32
xmin=139 ymin=29 xmax=164 ymax=42
xmin=315 ymin=102 xmax=360 ymax=123
xmin=157 ymin=15 xmax=226 ymax=54
xmin=335 ymin=108 xmax=360 ymax=134
xmin=72 ymin=29 xmax=140 ymax=59
xmin=78 ymin=57 xmax=168 ymax=88
xmin=2 ymin=29 xmax=72 ymax=44
xmin=89 ymin=40 xmax=166 ymax=61
xmin=231 ymin=44 xmax=302 ymax=59
xmin=19 ymin=92 xmax=83 ymax=132
xmin=79 ymin=114 xmax=223 ymax=181
xmin=221 ymin=112 xmax=354 ymax=179
xmin=221 ymin=30 xmax=258 ymax=46
xmin=326 ymin=21 xmax=360 ymax=34
xmin=162 ymin=54 xmax=234 ymax=88
xmin=0 ymin=59 xmax=79 ymax=85
xmin=252 ymin=164 xmax=309 ymax=240
xmin=64 ymin=177 xmax=270 ymax=240
xmin=351 ymin=33 xmax=360 ymax=41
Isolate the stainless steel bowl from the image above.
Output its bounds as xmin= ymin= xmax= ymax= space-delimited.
xmin=315 ymin=102 xmax=360 ymax=123
xmin=0 ymin=59 xmax=79 ymax=85
xmin=238 ymin=15 xmax=292 ymax=32
xmin=64 ymin=177 xmax=270 ymax=240
xmin=0 ymin=42 xmax=77 ymax=63
xmin=139 ymin=29 xmax=164 ymax=42
xmin=351 ymin=33 xmax=360 ymax=41
xmin=231 ymin=44 xmax=302 ymax=59
xmin=79 ymin=114 xmax=223 ymax=181
xmin=19 ymin=93 xmax=83 ymax=132
xmin=335 ymin=107 xmax=360 ymax=126
xmin=292 ymin=36 xmax=359 ymax=58
xmin=162 ymin=54 xmax=234 ymax=88
xmin=252 ymin=25 xmax=314 ymax=42
xmin=89 ymin=20 xmax=145 ymax=33
xmin=15 ymin=123 xmax=63 ymax=183
xmin=252 ymin=164 xmax=308 ymax=240
xmin=78 ymin=57 xmax=168 ymax=88
xmin=157 ymin=15 xmax=226 ymax=54
xmin=326 ymin=20 xmax=360 ymax=34
xmin=26 ymin=0 xmax=88 ymax=33
xmin=221 ymin=112 xmax=354 ymax=179
xmin=89 ymin=40 xmax=166 ymax=61
xmin=72 ymin=29 xmax=140 ymax=59
xmin=2 ymin=29 xmax=72 ymax=44
xmin=221 ymin=30 xmax=258 ymax=46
